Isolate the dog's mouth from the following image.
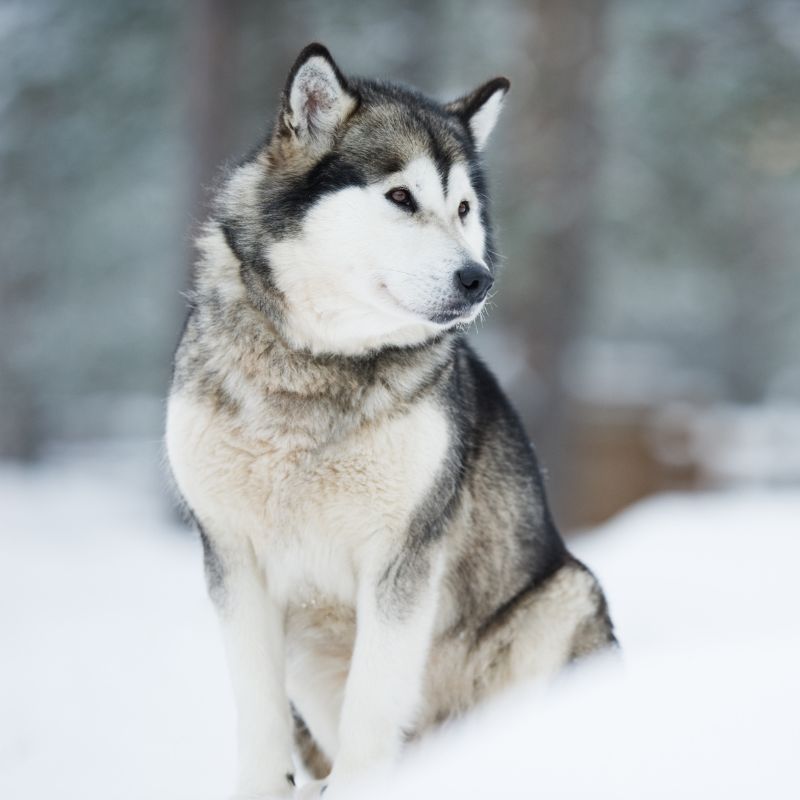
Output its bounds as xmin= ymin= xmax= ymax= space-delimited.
xmin=378 ymin=282 xmax=482 ymax=327
xmin=428 ymin=303 xmax=477 ymax=325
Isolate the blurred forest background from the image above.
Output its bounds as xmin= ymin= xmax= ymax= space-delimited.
xmin=2 ymin=0 xmax=799 ymax=529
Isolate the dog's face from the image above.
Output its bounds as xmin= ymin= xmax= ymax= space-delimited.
xmin=218 ymin=43 xmax=508 ymax=355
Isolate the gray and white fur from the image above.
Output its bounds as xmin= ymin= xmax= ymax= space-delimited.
xmin=166 ymin=43 xmax=616 ymax=800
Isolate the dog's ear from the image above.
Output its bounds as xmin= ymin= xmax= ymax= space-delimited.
xmin=274 ymin=43 xmax=357 ymax=159
xmin=446 ymin=77 xmax=510 ymax=151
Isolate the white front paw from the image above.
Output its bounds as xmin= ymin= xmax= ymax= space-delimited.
xmin=293 ymin=778 xmax=328 ymax=799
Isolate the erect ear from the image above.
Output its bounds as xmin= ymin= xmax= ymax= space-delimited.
xmin=445 ymin=77 xmax=510 ymax=150
xmin=276 ymin=43 xmax=357 ymax=156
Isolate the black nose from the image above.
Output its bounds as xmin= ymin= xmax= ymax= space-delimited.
xmin=456 ymin=262 xmax=494 ymax=303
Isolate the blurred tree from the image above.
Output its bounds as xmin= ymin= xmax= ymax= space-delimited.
xmin=1 ymin=0 xmax=799 ymax=526
xmin=186 ymin=0 xmax=241 ymax=235
xmin=0 ymin=281 xmax=42 ymax=460
xmin=505 ymin=0 xmax=609 ymax=518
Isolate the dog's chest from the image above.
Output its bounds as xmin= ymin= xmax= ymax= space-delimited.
xmin=166 ymin=385 xmax=448 ymax=603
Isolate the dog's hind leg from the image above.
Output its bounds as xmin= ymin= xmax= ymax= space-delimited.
xmin=285 ymin=603 xmax=355 ymax=776
xmin=485 ymin=560 xmax=617 ymax=686
xmin=420 ymin=561 xmax=616 ymax=731
xmin=292 ymin=709 xmax=332 ymax=781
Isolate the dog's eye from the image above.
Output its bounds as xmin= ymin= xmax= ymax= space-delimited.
xmin=386 ymin=187 xmax=416 ymax=211
xmin=458 ymin=200 xmax=470 ymax=219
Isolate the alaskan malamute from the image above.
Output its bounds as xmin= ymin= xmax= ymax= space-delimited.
xmin=166 ymin=43 xmax=615 ymax=800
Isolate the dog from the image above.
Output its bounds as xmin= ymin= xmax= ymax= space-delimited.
xmin=166 ymin=43 xmax=616 ymax=800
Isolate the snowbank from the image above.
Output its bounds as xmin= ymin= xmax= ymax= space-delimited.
xmin=347 ymin=490 xmax=800 ymax=799
xmin=1 ymin=444 xmax=798 ymax=799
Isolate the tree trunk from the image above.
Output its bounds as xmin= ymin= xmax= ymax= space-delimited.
xmin=512 ymin=0 xmax=609 ymax=526
xmin=184 ymin=0 xmax=241 ymax=264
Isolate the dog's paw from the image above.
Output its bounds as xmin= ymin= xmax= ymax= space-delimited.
xmin=293 ymin=779 xmax=327 ymax=799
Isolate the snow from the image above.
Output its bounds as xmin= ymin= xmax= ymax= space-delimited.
xmin=0 ymin=443 xmax=235 ymax=800
xmin=1 ymin=442 xmax=798 ymax=799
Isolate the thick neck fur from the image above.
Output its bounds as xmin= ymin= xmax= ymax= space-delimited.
xmin=174 ymin=224 xmax=456 ymax=444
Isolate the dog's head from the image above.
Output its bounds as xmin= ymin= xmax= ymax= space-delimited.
xmin=217 ymin=43 xmax=509 ymax=355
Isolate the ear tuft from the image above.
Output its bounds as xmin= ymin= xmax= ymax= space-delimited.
xmin=446 ymin=77 xmax=510 ymax=150
xmin=280 ymin=43 xmax=357 ymax=152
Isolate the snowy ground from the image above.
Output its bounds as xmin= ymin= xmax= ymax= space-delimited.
xmin=1 ymin=442 xmax=798 ymax=799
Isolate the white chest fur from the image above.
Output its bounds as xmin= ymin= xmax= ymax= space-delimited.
xmin=165 ymin=389 xmax=449 ymax=608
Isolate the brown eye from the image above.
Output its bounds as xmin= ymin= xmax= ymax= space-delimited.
xmin=458 ymin=200 xmax=470 ymax=219
xmin=386 ymin=187 xmax=415 ymax=210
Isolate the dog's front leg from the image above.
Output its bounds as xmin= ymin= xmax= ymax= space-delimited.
xmin=324 ymin=550 xmax=443 ymax=796
xmin=201 ymin=530 xmax=295 ymax=800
